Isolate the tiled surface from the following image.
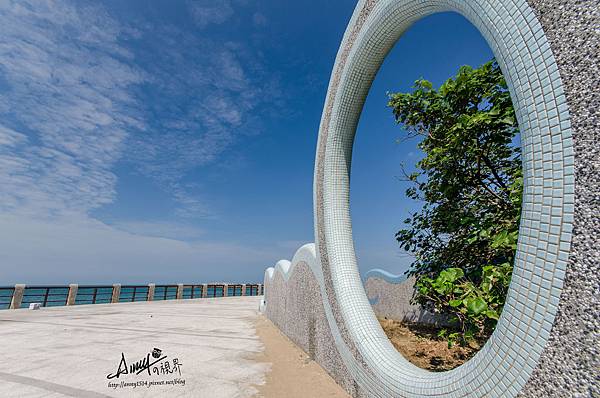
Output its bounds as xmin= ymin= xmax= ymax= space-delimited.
xmin=262 ymin=0 xmax=598 ymax=396
xmin=313 ymin=0 xmax=575 ymax=396
xmin=517 ymin=0 xmax=599 ymax=396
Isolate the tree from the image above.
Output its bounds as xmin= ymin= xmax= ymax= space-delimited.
xmin=388 ymin=60 xmax=522 ymax=345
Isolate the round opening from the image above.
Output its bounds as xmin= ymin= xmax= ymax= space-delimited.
xmin=313 ymin=0 xmax=573 ymax=396
xmin=351 ymin=12 xmax=522 ymax=372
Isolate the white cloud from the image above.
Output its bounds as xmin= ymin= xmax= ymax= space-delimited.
xmin=0 ymin=215 xmax=275 ymax=284
xmin=188 ymin=0 xmax=234 ymax=28
xmin=121 ymin=31 xmax=278 ymax=217
xmin=0 ymin=126 xmax=27 ymax=147
xmin=0 ymin=0 xmax=145 ymax=218
xmin=0 ymin=0 xmax=275 ymax=219
xmin=109 ymin=220 xmax=205 ymax=240
xmin=0 ymin=1 xmax=288 ymax=283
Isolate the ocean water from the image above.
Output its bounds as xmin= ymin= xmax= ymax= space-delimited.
xmin=0 ymin=288 xmax=14 ymax=309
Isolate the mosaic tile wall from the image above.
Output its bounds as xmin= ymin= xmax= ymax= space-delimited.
xmin=263 ymin=245 xmax=359 ymax=396
xmin=263 ymin=0 xmax=598 ymax=396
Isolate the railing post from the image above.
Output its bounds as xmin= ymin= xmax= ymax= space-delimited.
xmin=223 ymin=283 xmax=228 ymax=297
xmin=10 ymin=284 xmax=25 ymax=309
xmin=67 ymin=284 xmax=78 ymax=305
xmin=258 ymin=284 xmax=262 ymax=295
xmin=111 ymin=284 xmax=121 ymax=303
xmin=241 ymin=284 xmax=247 ymax=296
xmin=202 ymin=284 xmax=208 ymax=298
xmin=176 ymin=284 xmax=183 ymax=300
xmin=147 ymin=283 xmax=155 ymax=301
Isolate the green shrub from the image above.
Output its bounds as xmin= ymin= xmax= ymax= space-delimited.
xmin=417 ymin=262 xmax=513 ymax=346
xmin=388 ymin=60 xmax=522 ymax=345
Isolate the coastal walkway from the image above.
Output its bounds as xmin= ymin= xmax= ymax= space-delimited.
xmin=0 ymin=297 xmax=348 ymax=398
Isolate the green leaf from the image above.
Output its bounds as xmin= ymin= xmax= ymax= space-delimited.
xmin=449 ymin=299 xmax=462 ymax=307
xmin=466 ymin=297 xmax=488 ymax=315
xmin=439 ymin=267 xmax=464 ymax=282
xmin=485 ymin=310 xmax=499 ymax=320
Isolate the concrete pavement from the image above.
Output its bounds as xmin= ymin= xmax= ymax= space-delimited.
xmin=0 ymin=297 xmax=269 ymax=397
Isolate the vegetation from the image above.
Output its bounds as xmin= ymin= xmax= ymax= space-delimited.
xmin=388 ymin=60 xmax=522 ymax=346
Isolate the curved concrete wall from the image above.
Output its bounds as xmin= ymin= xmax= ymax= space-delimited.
xmin=263 ymin=0 xmax=599 ymax=396
xmin=262 ymin=244 xmax=359 ymax=396
xmin=363 ymin=270 xmax=445 ymax=326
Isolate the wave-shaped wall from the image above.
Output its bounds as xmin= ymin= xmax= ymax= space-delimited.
xmin=262 ymin=244 xmax=359 ymax=396
xmin=363 ymin=270 xmax=446 ymax=325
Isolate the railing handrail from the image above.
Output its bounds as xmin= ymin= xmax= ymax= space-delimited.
xmin=0 ymin=282 xmax=264 ymax=310
xmin=0 ymin=283 xmax=261 ymax=288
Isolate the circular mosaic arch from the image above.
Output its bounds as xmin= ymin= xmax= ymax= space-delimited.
xmin=314 ymin=0 xmax=574 ymax=396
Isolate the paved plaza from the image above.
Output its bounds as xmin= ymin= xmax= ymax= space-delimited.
xmin=0 ymin=297 xmax=347 ymax=398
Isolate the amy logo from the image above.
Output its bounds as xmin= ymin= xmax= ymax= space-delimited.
xmin=107 ymin=348 xmax=183 ymax=380
xmin=107 ymin=348 xmax=167 ymax=379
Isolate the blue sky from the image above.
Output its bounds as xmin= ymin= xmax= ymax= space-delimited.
xmin=0 ymin=1 xmax=492 ymax=284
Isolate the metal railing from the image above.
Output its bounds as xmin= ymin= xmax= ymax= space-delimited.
xmin=0 ymin=282 xmax=263 ymax=310
xmin=182 ymin=285 xmax=203 ymax=299
xmin=246 ymin=284 xmax=260 ymax=296
xmin=153 ymin=285 xmax=178 ymax=301
xmin=0 ymin=287 xmax=15 ymax=310
xmin=119 ymin=285 xmax=149 ymax=302
xmin=206 ymin=284 xmax=225 ymax=298
xmin=21 ymin=286 xmax=69 ymax=308
xmin=75 ymin=286 xmax=113 ymax=305
xmin=228 ymin=284 xmax=243 ymax=296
